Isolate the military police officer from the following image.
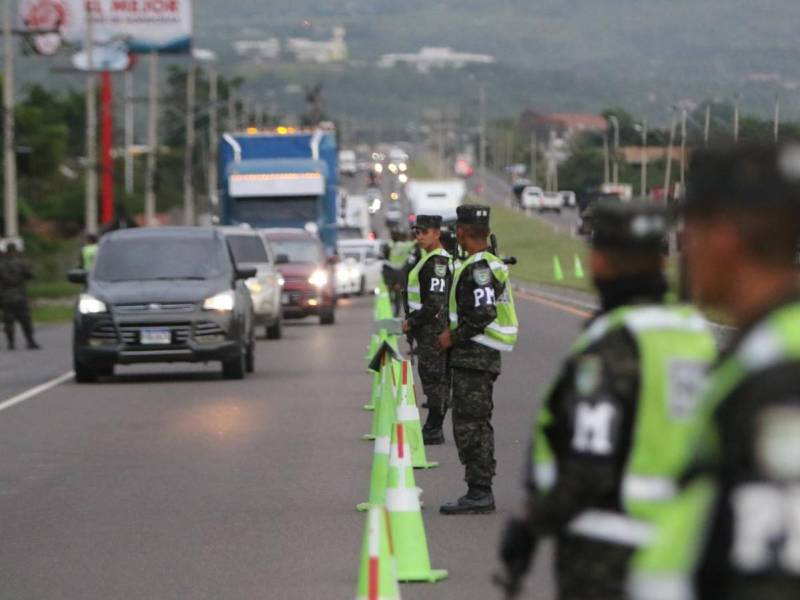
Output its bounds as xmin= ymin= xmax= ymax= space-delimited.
xmin=438 ymin=204 xmax=519 ymax=514
xmin=629 ymin=144 xmax=800 ymax=600
xmin=0 ymin=242 xmax=39 ymax=350
xmin=498 ymin=201 xmax=716 ymax=599
xmin=402 ymin=215 xmax=452 ymax=445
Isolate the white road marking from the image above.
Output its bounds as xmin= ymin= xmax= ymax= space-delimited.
xmin=0 ymin=371 xmax=74 ymax=414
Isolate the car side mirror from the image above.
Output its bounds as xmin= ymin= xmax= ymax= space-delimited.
xmin=67 ymin=268 xmax=88 ymax=285
xmin=235 ymin=266 xmax=258 ymax=280
xmin=275 ymin=254 xmax=290 ymax=265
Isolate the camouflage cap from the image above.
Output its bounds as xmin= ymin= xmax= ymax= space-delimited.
xmin=456 ymin=204 xmax=491 ymax=225
xmin=412 ymin=214 xmax=443 ymax=230
xmin=591 ymin=200 xmax=669 ymax=251
xmin=684 ymin=143 xmax=800 ymax=216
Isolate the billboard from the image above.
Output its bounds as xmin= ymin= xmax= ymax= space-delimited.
xmin=18 ymin=0 xmax=193 ymax=55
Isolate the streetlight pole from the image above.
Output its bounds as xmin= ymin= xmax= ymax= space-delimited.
xmin=704 ymin=104 xmax=711 ymax=147
xmin=183 ymin=61 xmax=196 ymax=225
xmin=124 ymin=70 xmax=134 ymax=196
xmin=83 ymin=2 xmax=97 ymax=236
xmin=144 ymin=50 xmax=158 ymax=226
xmin=208 ymin=62 xmax=218 ymax=208
xmin=529 ymin=129 xmax=537 ymax=185
xmin=3 ymin=0 xmax=18 ymax=238
xmin=774 ymin=95 xmax=780 ymax=143
xmin=663 ymin=109 xmax=677 ymax=202
xmin=679 ymin=108 xmax=687 ymax=190
xmin=603 ymin=133 xmax=610 ymax=184
xmin=478 ymin=82 xmax=486 ymax=201
xmin=733 ymin=93 xmax=740 ymax=144
xmin=640 ymin=118 xmax=648 ymax=199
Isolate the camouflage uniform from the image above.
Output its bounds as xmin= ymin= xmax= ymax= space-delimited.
xmin=448 ymin=253 xmax=504 ymax=492
xmin=0 ymin=250 xmax=37 ymax=349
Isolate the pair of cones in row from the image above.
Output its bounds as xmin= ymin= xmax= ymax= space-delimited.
xmin=355 ymin=337 xmax=447 ymax=596
xmin=553 ymin=254 xmax=585 ymax=281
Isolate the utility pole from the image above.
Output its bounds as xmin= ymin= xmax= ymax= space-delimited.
xmin=733 ymin=93 xmax=740 ymax=144
xmin=609 ymin=115 xmax=620 ymax=185
xmin=529 ymin=129 xmax=537 ymax=185
xmin=640 ymin=118 xmax=648 ymax=199
xmin=208 ymin=62 xmax=218 ymax=208
xmin=603 ymin=133 xmax=610 ymax=184
xmin=679 ymin=108 xmax=687 ymax=190
xmin=478 ymin=82 xmax=486 ymax=202
xmin=3 ymin=0 xmax=18 ymax=238
xmin=183 ymin=62 xmax=196 ymax=225
xmin=227 ymin=89 xmax=236 ymax=131
xmin=704 ymin=104 xmax=711 ymax=147
xmin=663 ymin=109 xmax=677 ymax=202
xmin=84 ymin=1 xmax=97 ymax=235
xmin=144 ymin=50 xmax=158 ymax=227
xmin=774 ymin=95 xmax=780 ymax=143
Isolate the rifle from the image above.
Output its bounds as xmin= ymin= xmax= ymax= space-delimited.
xmin=490 ymin=233 xmax=518 ymax=266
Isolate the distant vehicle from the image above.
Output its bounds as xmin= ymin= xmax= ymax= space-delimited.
xmin=454 ymin=153 xmax=474 ymax=178
xmin=218 ymin=226 xmax=284 ymax=340
xmin=68 ymin=227 xmax=256 ymax=382
xmin=600 ymin=183 xmax=634 ymax=201
xmin=385 ymin=208 xmax=403 ymax=229
xmin=339 ymin=194 xmax=371 ymax=238
xmin=559 ymin=190 xmax=577 ymax=208
xmin=520 ymin=186 xmax=544 ymax=210
xmin=336 ymin=226 xmax=367 ymax=241
xmin=388 ymin=147 xmax=408 ymax=164
xmin=540 ymin=191 xmax=565 ymax=213
xmin=512 ymin=178 xmax=533 ymax=208
xmin=262 ymin=228 xmax=336 ymax=325
xmin=336 ymin=239 xmax=385 ymax=295
xmin=218 ymin=127 xmax=339 ymax=254
xmin=405 ymin=179 xmax=466 ymax=224
xmin=338 ymin=149 xmax=358 ymax=176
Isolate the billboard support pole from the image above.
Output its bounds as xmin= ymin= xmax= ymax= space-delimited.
xmin=145 ymin=49 xmax=158 ymax=226
xmin=3 ymin=0 xmax=18 ymax=238
xmin=124 ymin=70 xmax=134 ymax=195
xmin=183 ymin=61 xmax=195 ymax=225
xmin=208 ymin=63 xmax=218 ymax=208
xmin=100 ymin=71 xmax=114 ymax=224
xmin=84 ymin=1 xmax=98 ymax=235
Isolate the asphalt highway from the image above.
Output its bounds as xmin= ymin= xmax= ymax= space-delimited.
xmin=0 ymin=288 xmax=585 ymax=599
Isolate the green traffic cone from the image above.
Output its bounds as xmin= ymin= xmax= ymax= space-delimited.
xmin=553 ymin=256 xmax=564 ymax=282
xmin=355 ymin=505 xmax=402 ymax=600
xmin=574 ymin=254 xmax=585 ymax=279
xmin=396 ymin=360 xmax=437 ymax=469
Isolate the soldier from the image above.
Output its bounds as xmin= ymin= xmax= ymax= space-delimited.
xmin=402 ymin=214 xmax=452 ymax=445
xmin=80 ymin=233 xmax=99 ymax=270
xmin=438 ymin=204 xmax=519 ymax=515
xmin=498 ymin=201 xmax=717 ymax=599
xmin=629 ymin=144 xmax=800 ymax=600
xmin=0 ymin=242 xmax=40 ymax=350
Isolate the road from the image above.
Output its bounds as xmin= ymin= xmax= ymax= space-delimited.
xmin=0 ymin=289 xmax=584 ymax=599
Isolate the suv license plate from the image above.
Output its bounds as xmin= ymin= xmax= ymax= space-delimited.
xmin=140 ymin=328 xmax=171 ymax=345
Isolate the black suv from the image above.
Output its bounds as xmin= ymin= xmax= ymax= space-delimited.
xmin=68 ymin=227 xmax=256 ymax=382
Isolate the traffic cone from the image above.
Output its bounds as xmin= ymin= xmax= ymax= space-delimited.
xmin=364 ymin=370 xmax=379 ymax=412
xmin=573 ymin=254 xmax=585 ymax=279
xmin=396 ymin=360 xmax=437 ymax=469
xmin=364 ymin=356 xmax=398 ymax=441
xmin=553 ymin=256 xmax=564 ymax=282
xmin=385 ymin=423 xmax=448 ymax=583
xmin=356 ymin=505 xmax=402 ymax=600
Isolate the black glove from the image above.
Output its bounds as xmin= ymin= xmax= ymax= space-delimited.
xmin=496 ymin=517 xmax=536 ymax=597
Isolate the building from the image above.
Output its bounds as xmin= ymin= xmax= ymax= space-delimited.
xmin=286 ymin=26 xmax=348 ymax=64
xmin=233 ymin=39 xmax=281 ymax=62
xmin=520 ymin=109 xmax=608 ymax=139
xmin=377 ymin=47 xmax=495 ymax=73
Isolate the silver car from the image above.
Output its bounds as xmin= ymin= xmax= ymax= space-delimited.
xmin=218 ymin=226 xmax=284 ymax=339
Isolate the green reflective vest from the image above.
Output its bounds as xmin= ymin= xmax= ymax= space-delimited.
xmin=448 ymin=250 xmax=519 ymax=352
xmin=81 ymin=243 xmax=98 ymax=270
xmin=532 ymin=304 xmax=717 ymax=547
xmin=406 ymin=247 xmax=450 ymax=312
xmin=389 ymin=241 xmax=414 ymax=268
xmin=629 ymin=301 xmax=800 ymax=598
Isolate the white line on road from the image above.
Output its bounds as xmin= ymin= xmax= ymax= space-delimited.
xmin=0 ymin=371 xmax=74 ymax=414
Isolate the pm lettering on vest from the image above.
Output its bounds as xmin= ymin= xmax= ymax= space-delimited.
xmin=473 ymin=287 xmax=496 ymax=307
xmin=430 ymin=278 xmax=446 ymax=293
xmin=572 ymin=402 xmax=616 ymax=455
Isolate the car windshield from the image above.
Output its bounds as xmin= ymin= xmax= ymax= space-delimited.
xmin=227 ymin=234 xmax=268 ymax=264
xmin=93 ymin=237 xmax=228 ymax=282
xmin=270 ymin=239 xmax=323 ymax=263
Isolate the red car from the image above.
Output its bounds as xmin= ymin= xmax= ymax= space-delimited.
xmin=260 ymin=228 xmax=336 ymax=325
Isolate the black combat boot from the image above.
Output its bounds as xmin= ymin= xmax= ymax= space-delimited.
xmin=422 ymin=424 xmax=445 ymax=445
xmin=439 ymin=486 xmax=495 ymax=515
xmin=26 ymin=340 xmax=41 ymax=350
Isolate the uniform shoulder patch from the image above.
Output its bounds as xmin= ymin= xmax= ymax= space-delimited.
xmin=473 ymin=264 xmax=492 ymax=286
xmin=575 ymin=354 xmax=603 ymax=396
xmin=434 ymin=262 xmax=448 ymax=277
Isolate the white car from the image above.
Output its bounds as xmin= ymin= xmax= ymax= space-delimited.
xmin=559 ymin=190 xmax=577 ymax=208
xmin=541 ymin=192 xmax=565 ymax=212
xmin=336 ymin=239 xmax=385 ymax=295
xmin=520 ymin=186 xmax=545 ymax=210
xmin=338 ymin=150 xmax=358 ymax=176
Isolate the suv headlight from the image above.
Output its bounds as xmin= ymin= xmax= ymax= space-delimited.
xmin=308 ymin=269 xmax=329 ymax=288
xmin=78 ymin=294 xmax=108 ymax=314
xmin=203 ymin=290 xmax=235 ymax=311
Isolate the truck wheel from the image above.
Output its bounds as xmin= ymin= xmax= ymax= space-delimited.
xmin=74 ymin=357 xmax=98 ymax=383
xmin=266 ymin=319 xmax=282 ymax=340
xmin=222 ymin=346 xmax=246 ymax=380
xmin=319 ymin=307 xmax=335 ymax=325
